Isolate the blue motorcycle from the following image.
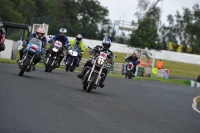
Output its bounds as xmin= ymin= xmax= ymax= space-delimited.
xmin=18 ymin=38 xmax=42 ymax=76
xmin=65 ymin=45 xmax=80 ymax=72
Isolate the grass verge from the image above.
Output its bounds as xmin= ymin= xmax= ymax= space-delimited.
xmin=0 ymin=58 xmax=192 ymax=86
xmin=108 ymin=73 xmax=190 ymax=86
xmin=197 ymin=96 xmax=200 ymax=105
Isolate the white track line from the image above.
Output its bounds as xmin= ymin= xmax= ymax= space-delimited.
xmin=192 ymin=96 xmax=200 ymax=113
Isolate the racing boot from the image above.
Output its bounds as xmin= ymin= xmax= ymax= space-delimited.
xmin=99 ymin=82 xmax=105 ymax=88
xmin=99 ymin=74 xmax=106 ymax=88
xmin=78 ymin=67 xmax=86 ymax=78
xmin=57 ymin=56 xmax=64 ymax=68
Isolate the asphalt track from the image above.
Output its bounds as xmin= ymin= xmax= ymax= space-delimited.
xmin=0 ymin=63 xmax=200 ymax=133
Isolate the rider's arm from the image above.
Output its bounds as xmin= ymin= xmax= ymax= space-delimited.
xmin=64 ymin=36 xmax=70 ymax=47
xmin=80 ymin=42 xmax=86 ymax=54
xmin=91 ymin=46 xmax=99 ymax=54
xmin=107 ymin=51 xmax=114 ymax=65
xmin=126 ymin=56 xmax=132 ymax=62
xmin=42 ymin=37 xmax=47 ymax=46
xmin=22 ymin=33 xmax=34 ymax=47
xmin=51 ymin=34 xmax=58 ymax=42
xmin=0 ymin=29 xmax=5 ymax=43
xmin=69 ymin=40 xmax=74 ymax=46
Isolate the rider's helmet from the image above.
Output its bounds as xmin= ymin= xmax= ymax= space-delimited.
xmin=59 ymin=28 xmax=67 ymax=36
xmin=102 ymin=38 xmax=111 ymax=50
xmin=36 ymin=27 xmax=45 ymax=39
xmin=0 ymin=21 xmax=3 ymax=30
xmin=132 ymin=53 xmax=137 ymax=58
xmin=76 ymin=34 xmax=83 ymax=42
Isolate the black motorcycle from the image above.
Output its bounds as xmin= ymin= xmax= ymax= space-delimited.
xmin=81 ymin=46 xmax=116 ymax=92
xmin=45 ymin=40 xmax=64 ymax=72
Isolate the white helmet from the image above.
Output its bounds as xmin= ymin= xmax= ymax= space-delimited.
xmin=76 ymin=34 xmax=83 ymax=42
xmin=59 ymin=28 xmax=67 ymax=34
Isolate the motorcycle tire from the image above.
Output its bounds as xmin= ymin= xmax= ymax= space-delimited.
xmin=83 ymin=72 xmax=89 ymax=90
xmin=45 ymin=58 xmax=53 ymax=72
xmin=86 ymin=73 xmax=98 ymax=92
xmin=126 ymin=71 xmax=132 ymax=79
xmin=19 ymin=57 xmax=31 ymax=76
xmin=66 ymin=58 xmax=72 ymax=71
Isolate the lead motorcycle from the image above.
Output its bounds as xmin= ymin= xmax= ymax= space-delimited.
xmin=81 ymin=46 xmax=116 ymax=92
xmin=45 ymin=40 xmax=63 ymax=72
xmin=18 ymin=38 xmax=42 ymax=76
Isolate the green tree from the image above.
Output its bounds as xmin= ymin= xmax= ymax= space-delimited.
xmin=128 ymin=18 xmax=161 ymax=49
xmin=0 ymin=0 xmax=24 ymax=23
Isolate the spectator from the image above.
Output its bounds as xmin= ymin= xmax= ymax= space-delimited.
xmin=156 ymin=59 xmax=163 ymax=69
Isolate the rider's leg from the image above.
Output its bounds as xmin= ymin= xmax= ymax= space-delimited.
xmin=57 ymin=50 xmax=64 ymax=68
xmin=131 ymin=64 xmax=137 ymax=76
xmin=99 ymin=68 xmax=108 ymax=88
xmin=77 ymin=53 xmax=82 ymax=67
xmin=32 ymin=54 xmax=41 ymax=71
xmin=78 ymin=60 xmax=91 ymax=78
xmin=0 ymin=43 xmax=5 ymax=52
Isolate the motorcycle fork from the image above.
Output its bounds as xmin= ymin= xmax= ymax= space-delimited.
xmin=28 ymin=55 xmax=35 ymax=70
xmin=71 ymin=58 xmax=74 ymax=66
xmin=87 ymin=61 xmax=96 ymax=82
xmin=21 ymin=53 xmax=27 ymax=66
xmin=95 ymin=65 xmax=103 ymax=85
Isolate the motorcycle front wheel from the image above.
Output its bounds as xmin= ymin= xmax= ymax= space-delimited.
xmin=19 ymin=57 xmax=31 ymax=76
xmin=86 ymin=73 xmax=98 ymax=92
xmin=45 ymin=57 xmax=53 ymax=72
xmin=66 ymin=58 xmax=72 ymax=71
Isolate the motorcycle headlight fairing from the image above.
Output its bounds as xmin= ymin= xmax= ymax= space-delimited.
xmin=52 ymin=48 xmax=58 ymax=52
xmin=97 ymin=58 xmax=104 ymax=65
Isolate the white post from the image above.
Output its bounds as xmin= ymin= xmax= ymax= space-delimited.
xmin=151 ymin=50 xmax=156 ymax=77
xmin=157 ymin=0 xmax=164 ymax=34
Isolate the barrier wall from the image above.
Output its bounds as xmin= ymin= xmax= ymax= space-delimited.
xmin=0 ymin=39 xmax=14 ymax=59
xmin=63 ymin=36 xmax=200 ymax=65
xmin=2 ymin=36 xmax=200 ymax=65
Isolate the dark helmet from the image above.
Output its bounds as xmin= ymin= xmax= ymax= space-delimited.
xmin=0 ymin=22 xmax=3 ymax=30
xmin=76 ymin=34 xmax=83 ymax=42
xmin=102 ymin=38 xmax=111 ymax=50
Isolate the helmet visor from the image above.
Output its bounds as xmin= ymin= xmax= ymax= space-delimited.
xmin=103 ymin=43 xmax=111 ymax=49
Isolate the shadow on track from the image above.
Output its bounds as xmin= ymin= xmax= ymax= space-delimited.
xmin=10 ymin=73 xmax=44 ymax=80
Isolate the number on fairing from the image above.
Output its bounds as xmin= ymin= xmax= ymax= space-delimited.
xmin=99 ymin=52 xmax=107 ymax=59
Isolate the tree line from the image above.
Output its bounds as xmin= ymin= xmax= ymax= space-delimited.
xmin=128 ymin=0 xmax=200 ymax=54
xmin=1 ymin=0 xmax=200 ymax=54
xmin=0 ymin=0 xmax=118 ymax=41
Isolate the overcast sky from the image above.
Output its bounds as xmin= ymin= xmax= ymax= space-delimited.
xmin=98 ymin=0 xmax=200 ymax=25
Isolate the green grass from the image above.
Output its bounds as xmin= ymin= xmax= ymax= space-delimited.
xmin=197 ymin=96 xmax=200 ymax=105
xmin=108 ymin=73 xmax=190 ymax=86
xmin=83 ymin=49 xmax=200 ymax=78
xmin=0 ymin=58 xmax=191 ymax=86
xmin=0 ymin=58 xmax=45 ymax=68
